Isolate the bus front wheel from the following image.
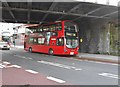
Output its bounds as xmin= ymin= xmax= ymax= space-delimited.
xmin=49 ymin=49 xmax=54 ymax=55
xmin=29 ymin=47 xmax=32 ymax=53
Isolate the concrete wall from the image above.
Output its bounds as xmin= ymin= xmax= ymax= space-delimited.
xmin=78 ymin=19 xmax=118 ymax=55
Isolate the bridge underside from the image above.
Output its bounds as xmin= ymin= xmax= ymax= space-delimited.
xmin=0 ymin=2 xmax=118 ymax=24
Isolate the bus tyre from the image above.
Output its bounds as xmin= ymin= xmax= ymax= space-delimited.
xmin=49 ymin=49 xmax=54 ymax=55
xmin=29 ymin=47 xmax=32 ymax=53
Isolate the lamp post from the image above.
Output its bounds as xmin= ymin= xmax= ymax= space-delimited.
xmin=13 ymin=28 xmax=16 ymax=47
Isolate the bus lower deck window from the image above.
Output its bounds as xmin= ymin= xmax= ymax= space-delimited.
xmin=57 ymin=38 xmax=64 ymax=46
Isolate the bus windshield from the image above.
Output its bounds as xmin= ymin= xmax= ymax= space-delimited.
xmin=64 ymin=21 xmax=77 ymax=32
xmin=66 ymin=38 xmax=78 ymax=48
xmin=64 ymin=21 xmax=78 ymax=48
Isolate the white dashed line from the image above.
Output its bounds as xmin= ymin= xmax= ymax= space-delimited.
xmin=0 ymin=66 xmax=3 ymax=69
xmin=25 ymin=70 xmax=38 ymax=74
xmin=94 ymin=61 xmax=118 ymax=66
xmin=110 ymin=64 xmax=118 ymax=66
xmin=14 ymin=55 xmax=24 ymax=58
xmin=7 ymin=65 xmax=21 ymax=68
xmin=28 ymin=57 xmax=33 ymax=60
xmin=47 ymin=76 xmax=66 ymax=83
xmin=14 ymin=55 xmax=33 ymax=60
xmin=37 ymin=60 xmax=82 ymax=71
xmin=99 ymin=73 xmax=119 ymax=79
xmin=75 ymin=68 xmax=82 ymax=71
xmin=14 ymin=55 xmax=27 ymax=59
xmin=71 ymin=67 xmax=76 ymax=69
xmin=86 ymin=60 xmax=118 ymax=66
xmin=0 ymin=63 xmax=6 ymax=68
xmin=3 ymin=61 xmax=10 ymax=65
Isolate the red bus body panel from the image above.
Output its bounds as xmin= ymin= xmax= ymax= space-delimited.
xmin=24 ymin=20 xmax=79 ymax=55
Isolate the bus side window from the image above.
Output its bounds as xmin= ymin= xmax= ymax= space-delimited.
xmin=56 ymin=23 xmax=62 ymax=30
xmin=56 ymin=38 xmax=64 ymax=46
xmin=50 ymin=24 xmax=56 ymax=31
xmin=33 ymin=38 xmax=37 ymax=44
xmin=38 ymin=26 xmax=43 ymax=32
xmin=38 ymin=38 xmax=45 ymax=45
xmin=43 ymin=26 xmax=49 ymax=32
xmin=51 ymin=32 xmax=58 ymax=36
xmin=28 ymin=37 xmax=34 ymax=44
xmin=38 ymin=38 xmax=42 ymax=44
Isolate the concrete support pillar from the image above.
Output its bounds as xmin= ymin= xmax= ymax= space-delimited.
xmin=78 ymin=18 xmax=118 ymax=55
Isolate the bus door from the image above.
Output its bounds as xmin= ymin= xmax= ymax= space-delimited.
xmin=45 ymin=32 xmax=51 ymax=45
xmin=37 ymin=37 xmax=45 ymax=52
xmin=44 ymin=32 xmax=51 ymax=52
xmin=32 ymin=37 xmax=38 ymax=52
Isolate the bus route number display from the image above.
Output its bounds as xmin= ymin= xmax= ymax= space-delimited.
xmin=65 ymin=32 xmax=77 ymax=37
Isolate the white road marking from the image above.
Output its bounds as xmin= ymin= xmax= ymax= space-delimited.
xmin=28 ymin=57 xmax=33 ymax=60
xmin=110 ymin=63 xmax=119 ymax=66
xmin=14 ymin=55 xmax=33 ymax=60
xmin=0 ymin=63 xmax=4 ymax=68
xmin=94 ymin=61 xmax=119 ymax=66
xmin=14 ymin=54 xmax=118 ymax=67
xmin=7 ymin=65 xmax=21 ymax=68
xmin=22 ymin=56 xmax=26 ymax=58
xmin=3 ymin=61 xmax=10 ymax=65
xmin=69 ymin=56 xmax=119 ymax=66
xmin=0 ymin=66 xmax=3 ymax=69
xmin=25 ymin=70 xmax=38 ymax=74
xmin=75 ymin=68 xmax=82 ymax=71
xmin=47 ymin=76 xmax=66 ymax=83
xmin=86 ymin=60 xmax=118 ymax=66
xmin=38 ymin=60 xmax=69 ymax=69
xmin=14 ymin=55 xmax=27 ymax=59
xmin=37 ymin=60 xmax=82 ymax=71
xmin=99 ymin=73 xmax=119 ymax=79
xmin=0 ymin=63 xmax=6 ymax=68
xmin=14 ymin=55 xmax=24 ymax=58
xmin=71 ymin=66 xmax=76 ymax=69
xmin=0 ymin=62 xmax=21 ymax=68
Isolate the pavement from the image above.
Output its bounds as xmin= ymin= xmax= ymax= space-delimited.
xmin=11 ymin=45 xmax=24 ymax=49
xmin=11 ymin=45 xmax=119 ymax=64
xmin=78 ymin=53 xmax=119 ymax=64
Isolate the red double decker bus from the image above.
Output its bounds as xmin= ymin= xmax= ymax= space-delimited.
xmin=24 ymin=20 xmax=79 ymax=55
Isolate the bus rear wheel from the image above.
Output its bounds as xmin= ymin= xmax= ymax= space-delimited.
xmin=29 ymin=47 xmax=32 ymax=53
xmin=49 ymin=49 xmax=54 ymax=55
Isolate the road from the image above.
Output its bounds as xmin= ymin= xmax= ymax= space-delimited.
xmin=0 ymin=48 xmax=119 ymax=85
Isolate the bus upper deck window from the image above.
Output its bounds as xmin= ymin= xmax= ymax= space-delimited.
xmin=50 ymin=25 xmax=56 ymax=31
xmin=56 ymin=23 xmax=62 ymax=30
xmin=51 ymin=32 xmax=58 ymax=36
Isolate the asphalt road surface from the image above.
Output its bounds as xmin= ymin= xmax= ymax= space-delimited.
xmin=0 ymin=48 xmax=119 ymax=85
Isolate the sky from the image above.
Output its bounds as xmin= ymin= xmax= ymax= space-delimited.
xmin=75 ymin=0 xmax=120 ymax=6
